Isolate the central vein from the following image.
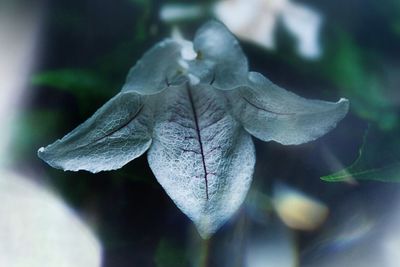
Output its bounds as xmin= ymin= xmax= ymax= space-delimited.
xmin=186 ymin=85 xmax=209 ymax=200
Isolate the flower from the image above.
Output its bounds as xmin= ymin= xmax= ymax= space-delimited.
xmin=214 ymin=0 xmax=323 ymax=59
xmin=38 ymin=21 xmax=348 ymax=238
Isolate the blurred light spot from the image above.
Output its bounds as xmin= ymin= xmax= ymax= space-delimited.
xmin=382 ymin=194 xmax=400 ymax=267
xmin=214 ymin=0 xmax=322 ymax=59
xmin=245 ymin=219 xmax=297 ymax=267
xmin=160 ymin=4 xmax=204 ymax=22
xmin=325 ymin=213 xmax=374 ymax=251
xmin=245 ymin=189 xmax=274 ymax=223
xmin=171 ymin=27 xmax=197 ymax=61
xmin=0 ymin=171 xmax=101 ymax=267
xmin=302 ymin=196 xmax=380 ymax=267
xmin=0 ymin=3 xmax=43 ymax=166
xmin=273 ymin=183 xmax=328 ymax=231
xmin=322 ymin=147 xmax=358 ymax=185
xmin=382 ymin=237 xmax=400 ymax=267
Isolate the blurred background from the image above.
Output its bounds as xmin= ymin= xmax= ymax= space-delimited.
xmin=0 ymin=0 xmax=400 ymax=266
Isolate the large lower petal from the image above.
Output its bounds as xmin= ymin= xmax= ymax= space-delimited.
xmin=148 ymin=84 xmax=255 ymax=238
xmin=38 ymin=92 xmax=153 ymax=173
xmin=226 ymin=72 xmax=349 ymax=145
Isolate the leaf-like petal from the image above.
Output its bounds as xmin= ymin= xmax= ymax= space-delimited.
xmin=122 ymin=39 xmax=187 ymax=95
xmin=38 ymin=92 xmax=153 ymax=173
xmin=226 ymin=72 xmax=349 ymax=145
xmin=148 ymin=84 xmax=255 ymax=238
xmin=191 ymin=21 xmax=249 ymax=89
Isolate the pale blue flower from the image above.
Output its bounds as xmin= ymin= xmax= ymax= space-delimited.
xmin=38 ymin=21 xmax=348 ymax=238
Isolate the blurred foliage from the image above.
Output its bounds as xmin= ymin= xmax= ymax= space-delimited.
xmin=278 ymin=26 xmax=399 ymax=131
xmin=316 ymin=0 xmax=400 ymax=181
xmin=154 ymin=238 xmax=189 ymax=267
xmin=256 ymin=0 xmax=400 ymax=131
xmin=322 ymin=126 xmax=400 ymax=182
xmin=322 ymin=30 xmax=398 ymax=130
xmin=12 ymin=110 xmax=62 ymax=163
xmin=32 ymin=69 xmax=112 ymax=98
xmin=127 ymin=0 xmax=153 ymax=42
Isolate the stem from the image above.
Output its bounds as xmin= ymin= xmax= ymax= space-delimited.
xmin=199 ymin=238 xmax=210 ymax=267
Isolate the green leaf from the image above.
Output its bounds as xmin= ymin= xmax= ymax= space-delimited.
xmin=321 ymin=126 xmax=400 ymax=182
xmin=31 ymin=69 xmax=112 ymax=97
xmin=11 ymin=110 xmax=62 ymax=163
xmin=323 ymin=31 xmax=398 ymax=130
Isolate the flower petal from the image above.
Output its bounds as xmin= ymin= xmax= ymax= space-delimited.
xmin=191 ymin=20 xmax=249 ymax=89
xmin=122 ymin=39 xmax=187 ymax=95
xmin=281 ymin=2 xmax=322 ymax=59
xmin=148 ymin=84 xmax=255 ymax=238
xmin=38 ymin=92 xmax=153 ymax=173
xmin=226 ymin=72 xmax=349 ymax=145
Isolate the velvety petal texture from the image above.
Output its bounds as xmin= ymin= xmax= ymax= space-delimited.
xmin=38 ymin=20 xmax=349 ymax=238
xmin=122 ymin=39 xmax=187 ymax=95
xmin=190 ymin=21 xmax=249 ymax=89
xmin=148 ymin=85 xmax=255 ymax=238
xmin=38 ymin=92 xmax=153 ymax=173
xmin=225 ymin=72 xmax=350 ymax=145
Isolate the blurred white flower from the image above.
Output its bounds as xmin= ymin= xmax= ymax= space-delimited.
xmin=0 ymin=171 xmax=101 ymax=267
xmin=214 ymin=0 xmax=323 ymax=59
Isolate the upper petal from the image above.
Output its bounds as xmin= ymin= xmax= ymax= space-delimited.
xmin=122 ymin=39 xmax=187 ymax=95
xmin=38 ymin=91 xmax=153 ymax=173
xmin=148 ymin=84 xmax=255 ymax=238
xmin=225 ymin=72 xmax=349 ymax=145
xmin=191 ymin=20 xmax=249 ymax=89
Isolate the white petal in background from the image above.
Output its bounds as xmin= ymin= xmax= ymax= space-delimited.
xmin=214 ymin=0 xmax=323 ymax=59
xmin=159 ymin=3 xmax=205 ymax=22
xmin=0 ymin=171 xmax=101 ymax=267
xmin=282 ymin=2 xmax=322 ymax=59
xmin=214 ymin=0 xmax=279 ymax=49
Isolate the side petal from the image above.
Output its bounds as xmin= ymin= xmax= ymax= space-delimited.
xmin=38 ymin=92 xmax=153 ymax=173
xmin=191 ymin=20 xmax=249 ymax=89
xmin=226 ymin=72 xmax=349 ymax=145
xmin=148 ymin=84 xmax=255 ymax=238
xmin=122 ymin=39 xmax=187 ymax=95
